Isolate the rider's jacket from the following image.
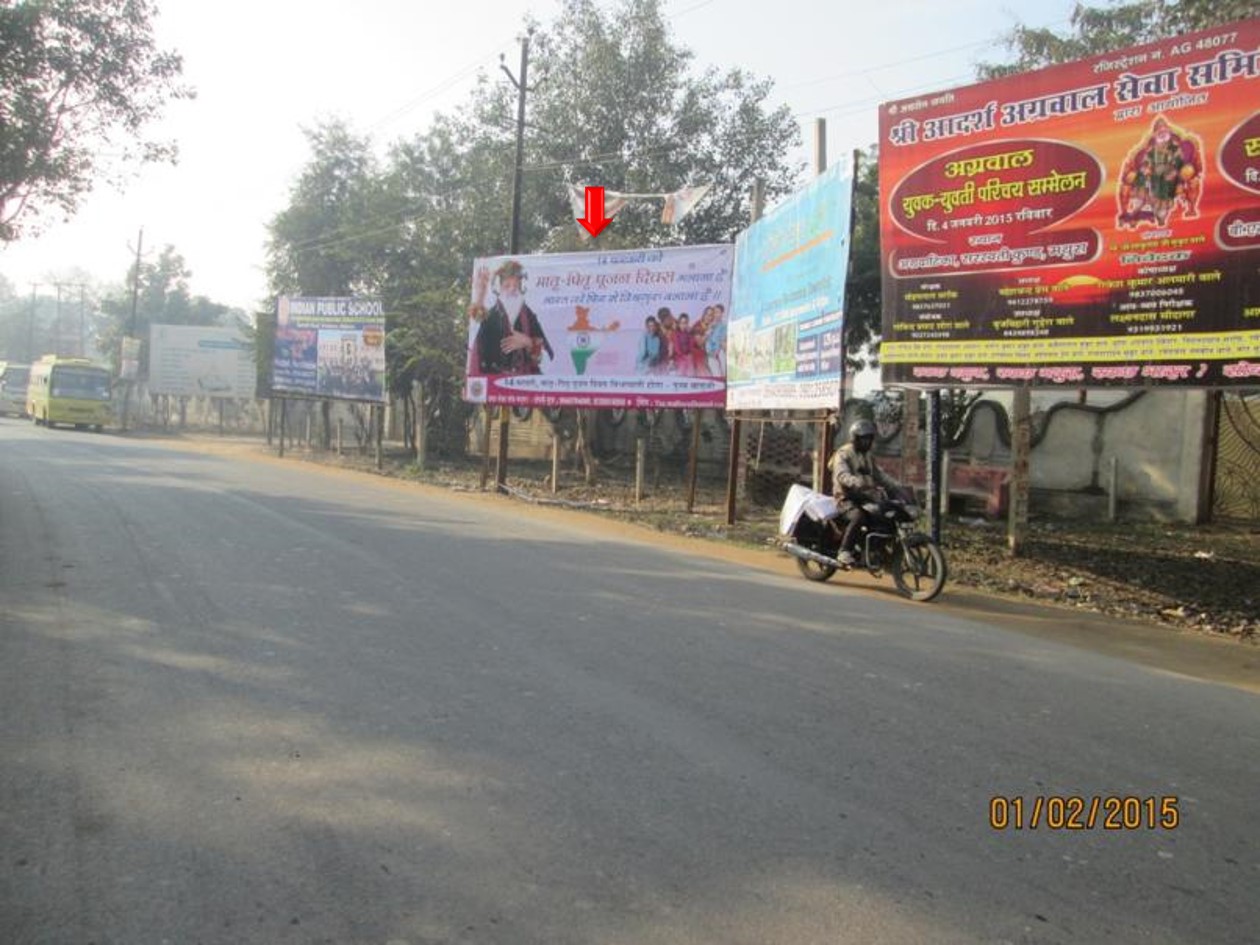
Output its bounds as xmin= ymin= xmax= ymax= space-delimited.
xmin=830 ymin=442 xmax=898 ymax=510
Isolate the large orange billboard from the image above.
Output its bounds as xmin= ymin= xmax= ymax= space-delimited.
xmin=879 ymin=18 xmax=1260 ymax=387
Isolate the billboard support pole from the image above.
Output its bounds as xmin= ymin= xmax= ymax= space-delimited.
xmin=926 ymin=389 xmax=942 ymax=544
xmin=493 ymin=30 xmax=533 ymax=493
xmin=278 ymin=399 xmax=287 ymax=458
xmin=812 ymin=120 xmax=830 ymax=493
xmin=726 ymin=180 xmax=764 ymax=525
xmin=479 ymin=405 xmax=493 ymax=490
xmin=375 ymin=404 xmax=384 ymax=471
xmin=1008 ymin=386 xmax=1031 ymax=555
xmin=686 ymin=410 xmax=702 ymax=512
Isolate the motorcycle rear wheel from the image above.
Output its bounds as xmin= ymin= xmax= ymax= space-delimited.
xmin=892 ymin=538 xmax=947 ymax=602
xmin=796 ymin=556 xmax=837 ymax=582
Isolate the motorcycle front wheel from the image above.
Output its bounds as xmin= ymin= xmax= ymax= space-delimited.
xmin=892 ymin=537 xmax=947 ymax=602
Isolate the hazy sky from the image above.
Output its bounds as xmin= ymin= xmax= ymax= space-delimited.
xmin=0 ymin=0 xmax=1078 ymax=311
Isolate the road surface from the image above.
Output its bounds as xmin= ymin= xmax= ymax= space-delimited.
xmin=2 ymin=418 xmax=1257 ymax=944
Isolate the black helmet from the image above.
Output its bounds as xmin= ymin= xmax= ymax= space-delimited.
xmin=849 ymin=418 xmax=876 ymax=451
xmin=849 ymin=419 xmax=876 ymax=439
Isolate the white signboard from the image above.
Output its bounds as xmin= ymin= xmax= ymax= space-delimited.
xmin=149 ymin=325 xmax=256 ymax=398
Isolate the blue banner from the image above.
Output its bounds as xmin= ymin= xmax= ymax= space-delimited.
xmin=727 ymin=162 xmax=854 ymax=410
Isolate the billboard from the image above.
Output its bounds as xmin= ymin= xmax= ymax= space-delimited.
xmin=149 ymin=325 xmax=256 ymax=398
xmin=272 ymin=297 xmax=386 ymax=403
xmin=463 ymin=245 xmax=732 ymax=409
xmin=879 ymin=18 xmax=1260 ymax=388
xmin=727 ymin=162 xmax=853 ymax=411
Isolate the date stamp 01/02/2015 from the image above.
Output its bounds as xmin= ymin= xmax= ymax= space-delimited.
xmin=989 ymin=795 xmax=1180 ymax=831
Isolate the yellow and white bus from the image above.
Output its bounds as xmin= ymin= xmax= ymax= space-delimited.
xmin=26 ymin=356 xmax=114 ymax=431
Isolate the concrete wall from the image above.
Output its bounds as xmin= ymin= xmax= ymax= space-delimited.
xmin=951 ymin=389 xmax=1212 ymax=522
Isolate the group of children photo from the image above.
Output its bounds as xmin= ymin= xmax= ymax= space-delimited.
xmin=635 ymin=304 xmax=727 ymax=378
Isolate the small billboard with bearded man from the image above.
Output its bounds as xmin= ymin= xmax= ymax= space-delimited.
xmin=463 ymin=246 xmax=732 ymax=410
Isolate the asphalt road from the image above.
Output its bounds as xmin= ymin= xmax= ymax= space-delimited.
xmin=2 ymin=417 xmax=1258 ymax=945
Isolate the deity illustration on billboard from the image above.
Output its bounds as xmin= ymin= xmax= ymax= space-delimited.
xmin=1116 ymin=117 xmax=1205 ymax=229
xmin=467 ymin=259 xmax=554 ymax=376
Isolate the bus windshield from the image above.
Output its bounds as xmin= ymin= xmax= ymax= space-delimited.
xmin=2 ymin=366 xmax=29 ymax=387
xmin=52 ymin=368 xmax=111 ymax=400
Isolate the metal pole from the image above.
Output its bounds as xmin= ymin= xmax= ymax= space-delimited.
xmin=121 ymin=228 xmax=144 ymax=432
xmin=724 ymin=180 xmax=764 ymax=525
xmin=552 ymin=431 xmax=562 ymax=494
xmin=636 ymin=435 xmax=647 ymax=505
xmin=812 ymin=119 xmax=828 ymax=493
xmin=479 ymin=405 xmax=493 ymax=490
xmin=495 ymin=30 xmax=532 ymax=492
xmin=27 ymin=284 xmax=38 ymax=362
xmin=278 ymin=400 xmax=286 ymax=457
xmin=926 ymin=390 xmax=942 ymax=544
xmin=1108 ymin=455 xmax=1119 ymax=522
xmin=1008 ymin=386 xmax=1032 ymax=555
xmin=686 ymin=411 xmax=702 ymax=512
xmin=375 ymin=403 xmax=384 ymax=470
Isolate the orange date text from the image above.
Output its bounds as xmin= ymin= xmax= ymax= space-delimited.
xmin=988 ymin=795 xmax=1179 ymax=831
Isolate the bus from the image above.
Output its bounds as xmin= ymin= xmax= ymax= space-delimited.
xmin=26 ymin=356 xmax=114 ymax=430
xmin=0 ymin=361 xmax=30 ymax=417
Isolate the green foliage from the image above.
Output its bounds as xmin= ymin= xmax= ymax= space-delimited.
xmin=97 ymin=246 xmax=235 ymax=376
xmin=845 ymin=147 xmax=881 ymax=371
xmin=0 ymin=0 xmax=193 ymax=241
xmin=978 ymin=0 xmax=1260 ymax=78
xmin=265 ymin=120 xmax=387 ymax=297
xmin=263 ymin=0 xmax=802 ymax=455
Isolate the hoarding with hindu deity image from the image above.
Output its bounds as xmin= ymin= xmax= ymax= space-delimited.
xmin=463 ymin=245 xmax=732 ymax=409
xmin=879 ymin=17 xmax=1260 ymax=388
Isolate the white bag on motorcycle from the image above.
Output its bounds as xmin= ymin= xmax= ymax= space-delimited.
xmin=778 ymin=484 xmax=838 ymax=537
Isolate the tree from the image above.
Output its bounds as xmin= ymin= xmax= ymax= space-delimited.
xmin=263 ymin=0 xmax=803 ymax=458
xmin=471 ymin=0 xmax=803 ymax=253
xmin=978 ymin=0 xmax=1260 ymax=78
xmin=264 ymin=120 xmax=386 ymax=298
xmin=97 ymin=245 xmax=234 ymax=375
xmin=0 ymin=0 xmax=193 ymax=241
xmin=844 ymin=146 xmax=882 ymax=372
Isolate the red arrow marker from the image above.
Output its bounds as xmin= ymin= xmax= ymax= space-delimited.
xmin=578 ymin=185 xmax=612 ymax=238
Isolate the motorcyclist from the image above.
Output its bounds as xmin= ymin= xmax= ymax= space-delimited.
xmin=829 ymin=418 xmax=901 ymax=567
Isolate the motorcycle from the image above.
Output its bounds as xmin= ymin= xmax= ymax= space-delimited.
xmin=778 ymin=483 xmax=948 ymax=602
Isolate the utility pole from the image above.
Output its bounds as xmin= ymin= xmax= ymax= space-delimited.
xmin=53 ymin=282 xmax=88 ymax=357
xmin=27 ymin=284 xmax=39 ymax=362
xmin=128 ymin=227 xmax=144 ymax=339
xmin=121 ymin=227 xmax=145 ymax=431
xmin=492 ymin=29 xmax=533 ymax=491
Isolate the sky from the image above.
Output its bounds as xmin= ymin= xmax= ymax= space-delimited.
xmin=0 ymin=0 xmax=1080 ymax=313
